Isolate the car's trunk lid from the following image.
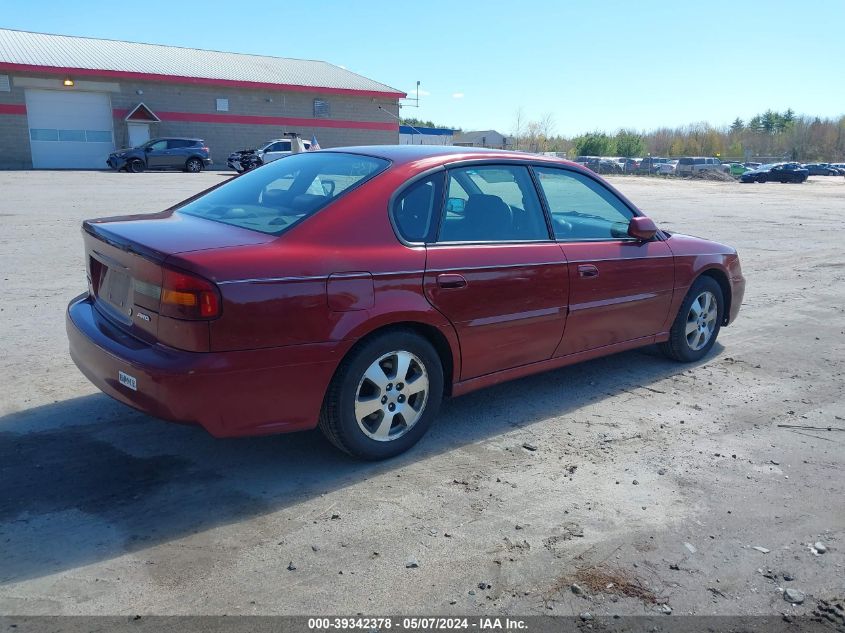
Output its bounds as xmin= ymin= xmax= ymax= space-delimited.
xmin=82 ymin=212 xmax=274 ymax=349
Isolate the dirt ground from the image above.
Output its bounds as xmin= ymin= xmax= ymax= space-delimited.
xmin=0 ymin=170 xmax=843 ymax=617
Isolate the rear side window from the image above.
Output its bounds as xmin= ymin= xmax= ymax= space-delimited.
xmin=438 ymin=165 xmax=549 ymax=243
xmin=393 ymin=172 xmax=444 ymax=243
xmin=178 ymin=152 xmax=388 ymax=235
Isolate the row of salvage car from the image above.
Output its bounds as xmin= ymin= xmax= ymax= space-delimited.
xmin=574 ymin=155 xmax=845 ymax=183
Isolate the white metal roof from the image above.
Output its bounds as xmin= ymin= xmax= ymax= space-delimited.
xmin=0 ymin=28 xmax=404 ymax=97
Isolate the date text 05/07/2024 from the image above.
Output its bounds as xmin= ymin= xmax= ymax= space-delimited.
xmin=307 ymin=617 xmax=528 ymax=630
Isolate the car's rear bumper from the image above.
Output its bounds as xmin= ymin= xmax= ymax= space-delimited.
xmin=66 ymin=294 xmax=348 ymax=437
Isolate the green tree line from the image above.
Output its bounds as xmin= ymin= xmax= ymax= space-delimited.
xmin=511 ymin=109 xmax=845 ymax=160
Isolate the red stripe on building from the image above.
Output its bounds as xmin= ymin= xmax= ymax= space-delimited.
xmin=0 ymin=63 xmax=406 ymax=99
xmin=0 ymin=103 xmax=26 ymax=115
xmin=113 ymin=109 xmax=398 ymax=131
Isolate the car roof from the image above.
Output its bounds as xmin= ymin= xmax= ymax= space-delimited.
xmin=149 ymin=137 xmax=204 ymax=141
xmin=333 ymin=144 xmax=583 ymax=169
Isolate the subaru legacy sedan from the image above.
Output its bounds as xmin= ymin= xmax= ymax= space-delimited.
xmin=67 ymin=146 xmax=745 ymax=460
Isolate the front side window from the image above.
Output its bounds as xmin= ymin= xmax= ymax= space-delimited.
xmin=393 ymin=172 xmax=444 ymax=243
xmin=534 ymin=167 xmax=634 ymax=241
xmin=178 ymin=152 xmax=388 ymax=235
xmin=438 ymin=165 xmax=548 ymax=243
xmin=147 ymin=140 xmax=167 ymax=151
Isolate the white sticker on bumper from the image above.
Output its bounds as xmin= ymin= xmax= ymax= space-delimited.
xmin=118 ymin=370 xmax=137 ymax=391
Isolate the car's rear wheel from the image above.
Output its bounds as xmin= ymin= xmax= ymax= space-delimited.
xmin=659 ymin=276 xmax=723 ymax=362
xmin=319 ymin=330 xmax=444 ymax=460
xmin=127 ymin=159 xmax=145 ymax=173
xmin=185 ymin=158 xmax=204 ymax=173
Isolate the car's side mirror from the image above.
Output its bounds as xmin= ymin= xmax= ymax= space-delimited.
xmin=628 ymin=216 xmax=658 ymax=241
xmin=445 ymin=197 xmax=466 ymax=214
xmin=145 ymin=146 xmax=153 ymax=152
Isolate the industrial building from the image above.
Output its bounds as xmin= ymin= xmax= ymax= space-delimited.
xmin=0 ymin=28 xmax=404 ymax=169
xmin=398 ymin=125 xmax=455 ymax=145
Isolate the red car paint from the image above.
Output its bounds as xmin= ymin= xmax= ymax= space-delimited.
xmin=67 ymin=145 xmax=745 ymax=438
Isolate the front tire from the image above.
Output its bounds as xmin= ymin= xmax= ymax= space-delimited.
xmin=659 ymin=276 xmax=723 ymax=362
xmin=127 ymin=159 xmax=145 ymax=173
xmin=319 ymin=330 xmax=444 ymax=460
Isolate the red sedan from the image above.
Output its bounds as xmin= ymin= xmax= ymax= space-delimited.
xmin=67 ymin=146 xmax=745 ymax=459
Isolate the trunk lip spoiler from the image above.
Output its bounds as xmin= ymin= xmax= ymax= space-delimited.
xmin=83 ymin=220 xmax=168 ymax=263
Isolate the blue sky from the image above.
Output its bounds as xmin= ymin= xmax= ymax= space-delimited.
xmin=4 ymin=1 xmax=844 ymax=136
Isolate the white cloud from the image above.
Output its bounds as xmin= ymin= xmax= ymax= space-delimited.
xmin=452 ymin=92 xmax=465 ymax=99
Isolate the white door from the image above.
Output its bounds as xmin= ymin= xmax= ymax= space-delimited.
xmin=25 ymin=89 xmax=115 ymax=169
xmin=127 ymin=123 xmax=150 ymax=147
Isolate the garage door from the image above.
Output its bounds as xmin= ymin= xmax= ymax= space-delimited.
xmin=25 ymin=89 xmax=115 ymax=169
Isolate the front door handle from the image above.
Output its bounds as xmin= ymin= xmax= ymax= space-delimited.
xmin=577 ymin=264 xmax=599 ymax=278
xmin=436 ymin=273 xmax=467 ymax=289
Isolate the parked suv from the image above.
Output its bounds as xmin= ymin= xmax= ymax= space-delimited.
xmin=676 ymin=156 xmax=728 ymax=175
xmin=227 ymin=138 xmax=312 ymax=172
xmin=107 ymin=138 xmax=212 ymax=173
xmin=637 ymin=157 xmax=670 ymax=174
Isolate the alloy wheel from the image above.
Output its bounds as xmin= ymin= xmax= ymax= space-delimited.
xmin=354 ymin=350 xmax=429 ymax=442
xmin=685 ymin=291 xmax=718 ymax=351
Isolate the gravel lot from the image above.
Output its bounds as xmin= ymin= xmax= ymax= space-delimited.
xmin=0 ymin=170 xmax=843 ymax=617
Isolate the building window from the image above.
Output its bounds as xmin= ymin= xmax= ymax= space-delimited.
xmin=216 ymin=98 xmax=229 ymax=112
xmin=313 ymin=99 xmax=330 ymax=118
xmin=0 ymin=75 xmax=9 ymax=92
xmin=30 ymin=129 xmax=59 ymax=142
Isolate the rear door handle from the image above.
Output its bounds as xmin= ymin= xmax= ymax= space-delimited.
xmin=577 ymin=264 xmax=599 ymax=278
xmin=436 ymin=273 xmax=467 ymax=289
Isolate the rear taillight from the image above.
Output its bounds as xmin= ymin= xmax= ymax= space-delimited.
xmin=160 ymin=267 xmax=221 ymax=320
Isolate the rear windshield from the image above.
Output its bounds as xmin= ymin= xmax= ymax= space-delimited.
xmin=178 ymin=152 xmax=389 ymax=235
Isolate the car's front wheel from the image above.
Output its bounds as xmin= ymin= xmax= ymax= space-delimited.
xmin=319 ymin=330 xmax=444 ymax=460
xmin=127 ymin=159 xmax=145 ymax=173
xmin=659 ymin=276 xmax=724 ymax=362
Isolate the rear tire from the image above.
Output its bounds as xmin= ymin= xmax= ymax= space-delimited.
xmin=319 ymin=330 xmax=444 ymax=460
xmin=185 ymin=158 xmax=203 ymax=173
xmin=659 ymin=276 xmax=723 ymax=362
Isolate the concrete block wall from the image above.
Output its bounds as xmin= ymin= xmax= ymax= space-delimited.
xmin=0 ymin=79 xmax=32 ymax=169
